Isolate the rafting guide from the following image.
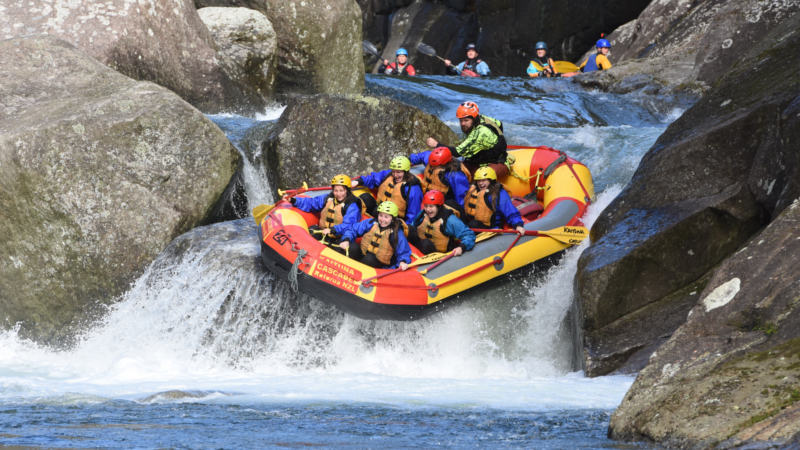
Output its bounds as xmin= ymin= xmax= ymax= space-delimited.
xmin=426 ymin=101 xmax=509 ymax=178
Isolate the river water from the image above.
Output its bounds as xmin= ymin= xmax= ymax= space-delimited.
xmin=0 ymin=74 xmax=688 ymax=447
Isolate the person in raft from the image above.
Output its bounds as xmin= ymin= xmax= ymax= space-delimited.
xmin=409 ymin=190 xmax=476 ymax=256
xmin=425 ymin=101 xmax=509 ymax=178
xmin=409 ymin=146 xmax=471 ymax=215
xmin=444 ymin=43 xmax=490 ymax=77
xmin=340 ymin=201 xmax=412 ymax=270
xmin=526 ymin=41 xmax=559 ymax=78
xmin=289 ymin=174 xmax=363 ymax=244
xmin=462 ymin=166 xmax=526 ymax=235
xmin=578 ymin=38 xmax=612 ymax=73
xmin=355 ymin=155 xmax=423 ymax=226
xmin=378 ymin=47 xmax=416 ymax=76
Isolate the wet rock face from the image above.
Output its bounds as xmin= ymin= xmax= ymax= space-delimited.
xmin=198 ymin=7 xmax=278 ymax=101
xmin=0 ymin=0 xmax=265 ymax=113
xmin=262 ymin=95 xmax=458 ymax=189
xmin=609 ymin=199 xmax=800 ymax=446
xmin=198 ymin=0 xmax=364 ymax=95
xmin=0 ymin=36 xmax=239 ymax=345
xmin=602 ymin=0 xmax=800 ymax=87
xmin=575 ymin=17 xmax=800 ymax=378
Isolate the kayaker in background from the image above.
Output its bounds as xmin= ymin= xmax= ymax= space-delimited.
xmin=378 ymin=47 xmax=416 ymax=76
xmin=425 ymin=101 xmax=509 ymax=178
xmin=340 ymin=201 xmax=411 ymax=270
xmin=462 ymin=167 xmax=525 ymax=235
xmin=290 ymin=174 xmax=363 ymax=245
xmin=409 ymin=190 xmax=475 ymax=256
xmin=444 ymin=43 xmax=490 ymax=77
xmin=526 ymin=41 xmax=559 ymax=78
xmin=578 ymin=38 xmax=612 ymax=73
xmin=409 ymin=146 xmax=471 ymax=214
xmin=354 ymin=155 xmax=423 ymax=226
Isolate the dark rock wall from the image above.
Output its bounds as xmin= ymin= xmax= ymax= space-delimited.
xmin=359 ymin=0 xmax=650 ymax=75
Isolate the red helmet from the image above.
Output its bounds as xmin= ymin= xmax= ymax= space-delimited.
xmin=423 ymin=190 xmax=445 ymax=206
xmin=429 ymin=146 xmax=452 ymax=166
xmin=456 ymin=101 xmax=479 ymax=119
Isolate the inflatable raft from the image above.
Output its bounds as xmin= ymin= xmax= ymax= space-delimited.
xmin=257 ymin=146 xmax=593 ymax=320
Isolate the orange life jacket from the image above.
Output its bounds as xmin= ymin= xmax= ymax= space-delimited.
xmin=421 ymin=163 xmax=471 ymax=197
xmin=463 ymin=185 xmax=499 ymax=226
xmin=417 ymin=210 xmax=453 ymax=253
xmin=376 ymin=175 xmax=419 ymax=218
xmin=360 ymin=222 xmax=398 ymax=266
xmin=322 ymin=194 xmax=361 ymax=228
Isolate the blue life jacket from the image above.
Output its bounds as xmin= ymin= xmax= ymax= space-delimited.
xmin=583 ymin=54 xmax=599 ymax=72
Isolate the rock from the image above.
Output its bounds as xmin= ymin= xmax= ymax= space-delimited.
xmin=261 ymin=94 xmax=458 ymax=190
xmin=608 ymin=198 xmax=800 ymax=447
xmin=600 ymin=0 xmax=800 ymax=88
xmin=0 ymin=0 xmax=265 ymax=113
xmin=0 ymin=36 xmax=239 ymax=345
xmin=575 ymin=16 xmax=800 ymax=376
xmin=198 ymin=0 xmax=364 ymax=95
xmin=198 ymin=7 xmax=278 ymax=101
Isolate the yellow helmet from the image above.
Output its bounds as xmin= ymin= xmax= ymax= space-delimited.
xmin=330 ymin=174 xmax=351 ymax=187
xmin=376 ymin=201 xmax=399 ymax=217
xmin=473 ymin=166 xmax=497 ymax=181
xmin=389 ymin=155 xmax=411 ymax=172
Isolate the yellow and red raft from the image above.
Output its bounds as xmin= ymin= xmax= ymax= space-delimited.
xmin=257 ymin=146 xmax=594 ymax=320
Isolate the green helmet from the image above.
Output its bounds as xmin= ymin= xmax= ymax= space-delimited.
xmin=389 ymin=155 xmax=411 ymax=171
xmin=376 ymin=201 xmax=399 ymax=217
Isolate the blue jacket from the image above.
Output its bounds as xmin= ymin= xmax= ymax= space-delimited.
xmin=412 ymin=210 xmax=476 ymax=251
xmin=293 ymin=194 xmax=360 ymax=236
xmin=455 ymin=60 xmax=490 ymax=76
xmin=342 ymin=218 xmax=412 ymax=268
xmin=409 ymin=151 xmax=471 ymax=206
xmin=359 ymin=169 xmax=422 ymax=225
xmin=483 ymin=188 xmax=524 ymax=228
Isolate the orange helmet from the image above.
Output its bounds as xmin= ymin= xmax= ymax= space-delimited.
xmin=456 ymin=101 xmax=479 ymax=119
xmin=429 ymin=146 xmax=452 ymax=166
xmin=422 ymin=190 xmax=445 ymax=206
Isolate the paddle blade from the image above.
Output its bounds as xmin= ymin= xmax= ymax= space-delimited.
xmin=252 ymin=204 xmax=274 ymax=225
xmin=362 ymin=40 xmax=380 ymax=57
xmin=534 ymin=225 xmax=588 ymax=244
xmin=417 ymin=42 xmax=437 ymax=57
xmin=554 ymin=61 xmax=579 ymax=73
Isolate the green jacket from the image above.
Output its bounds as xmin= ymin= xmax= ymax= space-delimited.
xmin=455 ymin=115 xmax=506 ymax=164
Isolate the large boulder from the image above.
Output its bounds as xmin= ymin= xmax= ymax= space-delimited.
xmin=0 ymin=36 xmax=239 ymax=345
xmin=593 ymin=0 xmax=800 ymax=89
xmin=575 ymin=15 xmax=800 ymax=376
xmin=197 ymin=0 xmax=364 ymax=95
xmin=0 ymin=0 xmax=265 ymax=113
xmin=262 ymin=95 xmax=458 ymax=189
xmin=198 ymin=7 xmax=278 ymax=100
xmin=608 ymin=198 xmax=800 ymax=447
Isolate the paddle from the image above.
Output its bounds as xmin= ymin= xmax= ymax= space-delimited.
xmin=417 ymin=42 xmax=452 ymax=65
xmin=360 ymin=250 xmax=456 ymax=286
xmin=252 ymin=182 xmax=330 ymax=225
xmin=470 ymin=225 xmax=589 ymax=245
xmin=362 ymin=40 xmax=380 ymax=58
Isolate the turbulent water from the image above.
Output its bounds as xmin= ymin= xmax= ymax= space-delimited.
xmin=0 ymin=74 xmax=689 ymax=447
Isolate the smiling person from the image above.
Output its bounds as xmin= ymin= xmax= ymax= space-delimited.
xmin=289 ymin=174 xmax=362 ymax=244
xmin=444 ymin=43 xmax=490 ymax=77
xmin=341 ymin=201 xmax=411 ymax=270
xmin=355 ymin=155 xmax=423 ymax=225
xmin=579 ymin=38 xmax=613 ymax=73
xmin=378 ymin=47 xmax=416 ymax=76
xmin=526 ymin=41 xmax=559 ymax=78
xmin=409 ymin=190 xmax=475 ymax=256
xmin=462 ymin=166 xmax=525 ymax=235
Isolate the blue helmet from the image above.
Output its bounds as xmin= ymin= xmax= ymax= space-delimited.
xmin=396 ymin=47 xmax=408 ymax=56
xmin=596 ymin=38 xmax=611 ymax=48
xmin=535 ymin=41 xmax=548 ymax=50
